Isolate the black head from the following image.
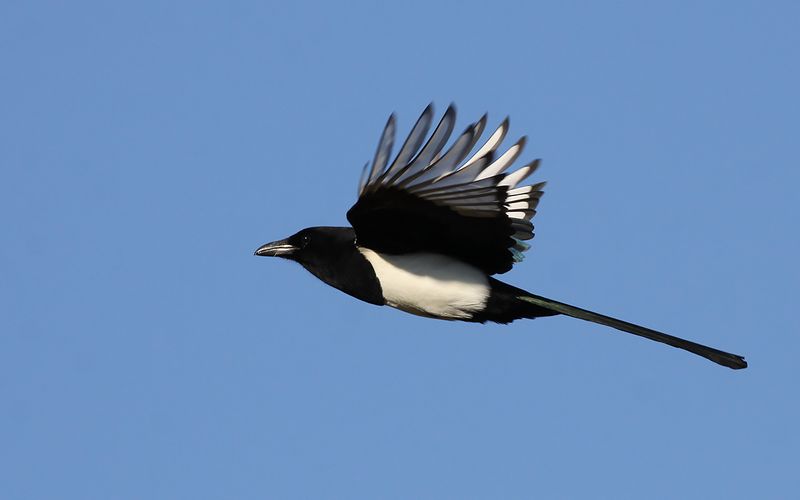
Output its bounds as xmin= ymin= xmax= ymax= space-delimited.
xmin=254 ymin=226 xmax=356 ymax=263
xmin=254 ymin=225 xmax=384 ymax=306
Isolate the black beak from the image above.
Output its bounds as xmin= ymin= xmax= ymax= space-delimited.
xmin=254 ymin=238 xmax=297 ymax=257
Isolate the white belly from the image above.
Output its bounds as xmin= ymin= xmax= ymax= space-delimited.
xmin=358 ymin=249 xmax=490 ymax=320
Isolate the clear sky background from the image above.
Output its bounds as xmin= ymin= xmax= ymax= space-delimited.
xmin=2 ymin=1 xmax=798 ymax=499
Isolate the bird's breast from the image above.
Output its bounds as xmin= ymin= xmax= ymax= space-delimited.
xmin=357 ymin=248 xmax=490 ymax=320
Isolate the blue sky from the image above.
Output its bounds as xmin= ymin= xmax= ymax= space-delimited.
xmin=2 ymin=1 xmax=798 ymax=498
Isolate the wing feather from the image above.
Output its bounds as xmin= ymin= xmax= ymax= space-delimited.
xmin=348 ymin=105 xmax=546 ymax=275
xmin=462 ymin=117 xmax=508 ymax=169
xmin=384 ymin=104 xmax=457 ymax=187
xmin=475 ymin=137 xmax=526 ymax=180
xmin=376 ymin=104 xmax=434 ymax=185
xmin=366 ymin=115 xmax=396 ymax=186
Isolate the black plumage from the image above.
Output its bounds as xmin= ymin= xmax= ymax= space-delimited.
xmin=255 ymin=104 xmax=747 ymax=370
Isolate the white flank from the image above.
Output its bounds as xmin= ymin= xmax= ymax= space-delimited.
xmin=358 ymin=249 xmax=490 ymax=320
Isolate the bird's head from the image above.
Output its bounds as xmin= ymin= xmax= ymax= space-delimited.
xmin=254 ymin=226 xmax=355 ymax=263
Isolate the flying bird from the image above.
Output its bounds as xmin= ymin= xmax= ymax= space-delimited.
xmin=255 ymin=104 xmax=747 ymax=370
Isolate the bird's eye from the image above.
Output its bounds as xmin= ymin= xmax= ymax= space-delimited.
xmin=302 ymin=235 xmax=310 ymax=246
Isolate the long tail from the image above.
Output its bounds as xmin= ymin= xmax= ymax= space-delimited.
xmin=518 ymin=294 xmax=747 ymax=370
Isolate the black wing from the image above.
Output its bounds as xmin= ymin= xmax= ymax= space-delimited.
xmin=347 ymin=104 xmax=544 ymax=275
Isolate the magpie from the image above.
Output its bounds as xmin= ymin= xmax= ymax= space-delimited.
xmin=255 ymin=104 xmax=747 ymax=370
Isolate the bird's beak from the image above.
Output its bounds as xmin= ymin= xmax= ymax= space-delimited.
xmin=254 ymin=238 xmax=297 ymax=257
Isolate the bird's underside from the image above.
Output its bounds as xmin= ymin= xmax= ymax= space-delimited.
xmin=355 ymin=246 xmax=746 ymax=369
xmin=255 ymin=104 xmax=747 ymax=370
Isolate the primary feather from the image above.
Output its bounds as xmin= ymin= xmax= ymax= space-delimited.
xmin=348 ymin=104 xmax=544 ymax=275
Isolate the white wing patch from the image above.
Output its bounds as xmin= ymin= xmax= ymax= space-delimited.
xmin=358 ymin=249 xmax=490 ymax=320
xmin=359 ymin=104 xmax=546 ymax=265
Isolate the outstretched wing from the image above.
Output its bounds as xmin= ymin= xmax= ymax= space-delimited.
xmin=346 ymin=104 xmax=545 ymax=275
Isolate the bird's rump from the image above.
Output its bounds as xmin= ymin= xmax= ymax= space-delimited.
xmin=347 ymin=104 xmax=545 ymax=275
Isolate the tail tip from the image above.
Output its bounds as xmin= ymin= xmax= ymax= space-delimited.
xmin=723 ymin=355 xmax=748 ymax=370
